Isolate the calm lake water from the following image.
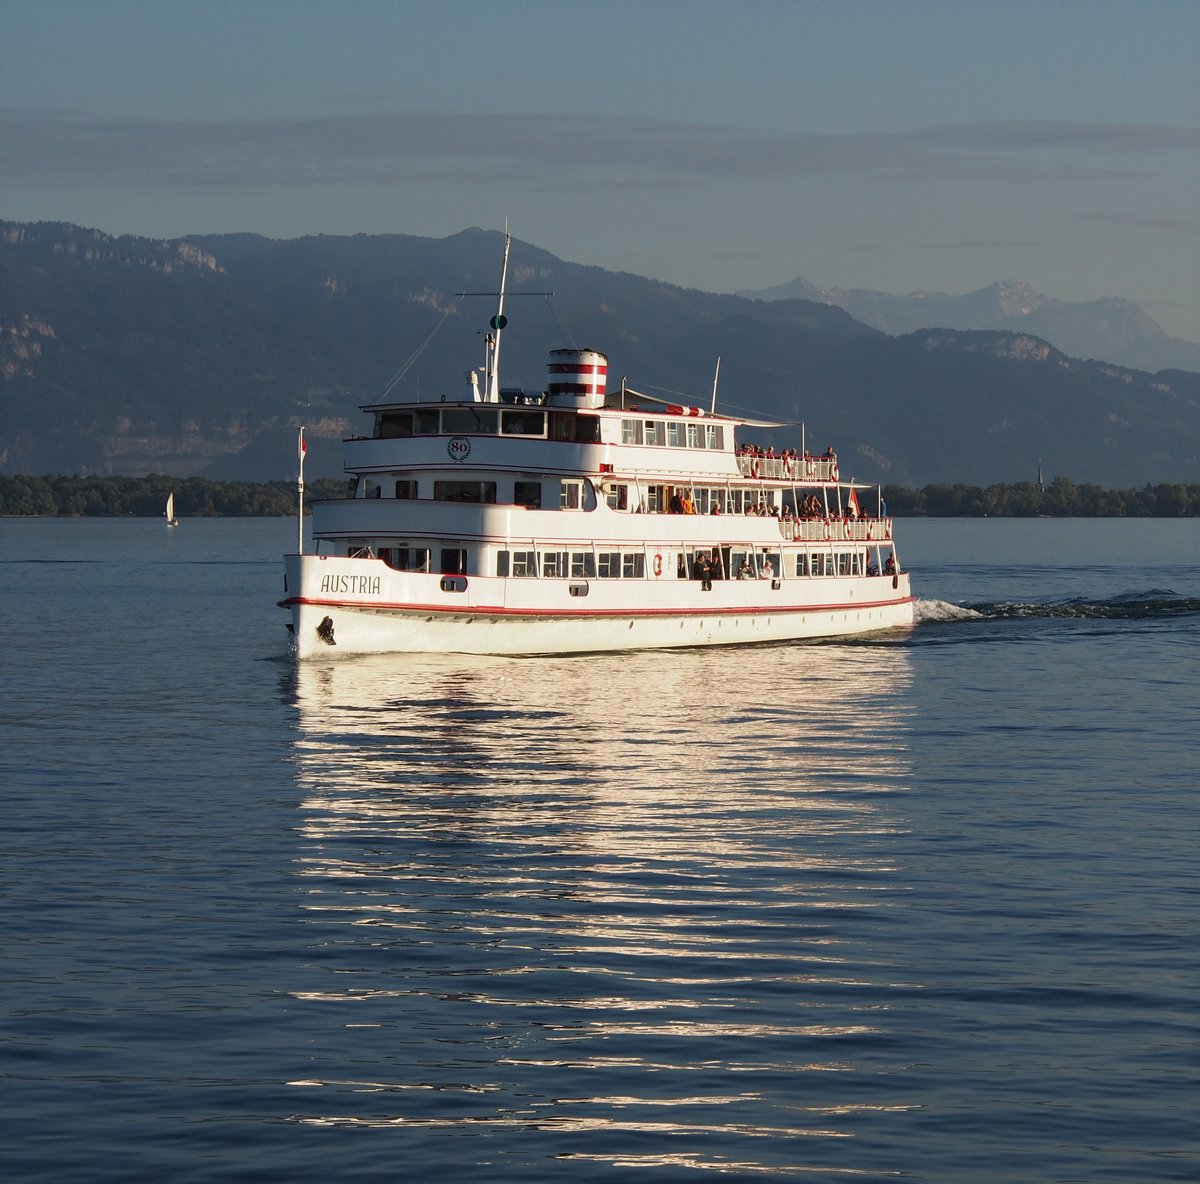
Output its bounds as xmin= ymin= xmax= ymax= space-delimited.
xmin=2 ymin=517 xmax=1197 ymax=1183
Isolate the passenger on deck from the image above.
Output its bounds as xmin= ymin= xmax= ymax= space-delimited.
xmin=761 ymin=558 xmax=775 ymax=578
xmin=668 ymin=491 xmax=685 ymax=514
xmin=738 ymin=560 xmax=755 ymax=579
xmin=681 ymin=492 xmax=696 ymax=514
xmin=884 ymin=553 xmax=897 ymax=575
xmin=695 ymin=552 xmax=713 ymax=591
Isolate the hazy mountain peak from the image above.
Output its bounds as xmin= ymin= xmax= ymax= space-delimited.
xmin=737 ymin=273 xmax=1192 ymax=371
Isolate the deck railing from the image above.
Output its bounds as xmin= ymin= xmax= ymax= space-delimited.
xmin=780 ymin=517 xmax=895 ymax=543
xmin=736 ymin=454 xmax=838 ymax=481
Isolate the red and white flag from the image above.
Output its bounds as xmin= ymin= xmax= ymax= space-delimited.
xmin=848 ymin=487 xmax=861 ymax=516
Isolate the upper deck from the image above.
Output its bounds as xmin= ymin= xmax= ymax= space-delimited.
xmin=345 ymin=399 xmax=840 ymax=485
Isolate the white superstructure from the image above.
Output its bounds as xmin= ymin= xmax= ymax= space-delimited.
xmin=280 ymin=236 xmax=915 ymax=657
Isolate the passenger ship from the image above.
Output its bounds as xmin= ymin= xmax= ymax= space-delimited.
xmin=280 ymin=237 xmax=915 ymax=657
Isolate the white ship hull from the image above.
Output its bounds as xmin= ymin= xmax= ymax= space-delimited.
xmin=283 ymin=554 xmax=914 ymax=657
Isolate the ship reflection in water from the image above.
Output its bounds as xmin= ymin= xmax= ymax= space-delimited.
xmin=283 ymin=642 xmax=918 ymax=1177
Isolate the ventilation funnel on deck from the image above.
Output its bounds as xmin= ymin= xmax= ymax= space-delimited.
xmin=546 ymin=348 xmax=607 ymax=409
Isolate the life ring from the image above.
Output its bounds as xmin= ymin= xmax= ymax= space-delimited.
xmin=843 ymin=519 xmax=852 ymax=539
xmin=885 ymin=521 xmax=893 ymax=540
xmin=751 ymin=459 xmax=760 ymax=478
xmin=783 ymin=456 xmax=793 ymax=478
xmin=667 ymin=404 xmax=684 ymax=415
xmin=829 ymin=461 xmax=839 ymax=482
xmin=805 ymin=458 xmax=815 ymax=477
xmin=823 ymin=520 xmax=831 ymax=541
xmin=653 ymin=552 xmax=663 ymax=577
xmin=866 ymin=521 xmax=875 ymax=540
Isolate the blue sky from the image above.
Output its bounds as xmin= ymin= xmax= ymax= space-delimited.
xmin=3 ymin=0 xmax=1198 ymax=340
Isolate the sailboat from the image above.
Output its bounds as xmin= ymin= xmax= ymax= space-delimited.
xmin=165 ymin=492 xmax=179 ymax=527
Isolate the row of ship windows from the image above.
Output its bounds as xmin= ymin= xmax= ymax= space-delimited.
xmin=356 ymin=479 xmax=838 ymax=517
xmin=346 ymin=542 xmax=876 ymax=579
xmin=372 ymin=408 xmax=726 ymax=451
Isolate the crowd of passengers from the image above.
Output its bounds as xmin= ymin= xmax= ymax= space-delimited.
xmin=735 ymin=444 xmax=836 ymax=462
xmin=667 ymin=490 xmax=873 ymax=519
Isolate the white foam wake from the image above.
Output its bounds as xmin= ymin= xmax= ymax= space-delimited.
xmin=914 ymin=598 xmax=985 ymax=623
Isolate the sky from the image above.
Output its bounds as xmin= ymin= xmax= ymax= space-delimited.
xmin=3 ymin=0 xmax=1198 ymax=341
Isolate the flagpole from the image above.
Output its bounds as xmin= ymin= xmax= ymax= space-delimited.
xmin=297 ymin=426 xmax=306 ymax=554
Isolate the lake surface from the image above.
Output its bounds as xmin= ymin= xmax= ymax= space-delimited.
xmin=2 ymin=517 xmax=1197 ymax=1182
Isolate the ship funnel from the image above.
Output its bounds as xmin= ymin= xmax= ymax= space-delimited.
xmin=546 ymin=348 xmax=607 ymax=409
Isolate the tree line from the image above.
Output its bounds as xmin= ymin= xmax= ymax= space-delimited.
xmin=1 ymin=473 xmax=1198 ymax=518
xmin=882 ymin=477 xmax=1199 ymax=517
xmin=0 ymin=474 xmax=347 ymax=517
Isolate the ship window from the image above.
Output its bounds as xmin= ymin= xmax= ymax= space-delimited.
xmin=348 ymin=539 xmax=372 ymax=558
xmin=442 ymin=407 xmax=497 ymax=434
xmin=414 ymin=409 xmax=440 ymax=434
xmin=395 ymin=480 xmax=417 ymax=499
xmin=687 ymin=422 xmax=702 ymax=449
xmin=364 ymin=479 xmax=383 ymax=499
xmin=510 ymin=550 xmax=537 ymax=577
xmin=621 ymin=553 xmax=646 ymax=579
xmin=666 ymin=422 xmax=684 ymax=447
xmin=621 ymin=419 xmax=644 ymax=445
xmin=596 ymin=552 xmax=620 ymax=578
xmin=395 ymin=546 xmax=430 ymax=572
xmin=560 ymin=480 xmax=583 ymax=510
xmin=643 ymin=421 xmax=662 ymax=446
xmin=515 ymin=480 xmax=542 ymax=509
xmin=501 ymin=410 xmax=546 ymax=436
xmin=573 ymin=415 xmax=601 ymax=443
xmin=812 ymin=553 xmax=828 ymax=577
xmin=795 ymin=553 xmax=810 ymax=577
xmin=705 ymin=424 xmax=724 ymax=449
xmin=440 ymin=548 xmax=467 ymax=575
xmin=377 ymin=412 xmax=413 ymax=438
xmin=434 ymin=481 xmax=496 ymax=503
xmin=604 ymin=484 xmax=629 ymax=511
xmin=570 ymin=552 xmax=597 ymax=577
xmin=645 ymin=485 xmax=664 ymax=513
xmin=541 ymin=551 xmax=568 ymax=578
xmin=550 ymin=412 xmax=576 ymax=441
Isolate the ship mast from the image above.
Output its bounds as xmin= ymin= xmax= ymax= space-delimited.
xmin=486 ymin=231 xmax=512 ymax=403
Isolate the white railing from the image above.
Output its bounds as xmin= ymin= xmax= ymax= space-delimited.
xmin=735 ymin=454 xmax=838 ymax=481
xmin=779 ymin=517 xmax=895 ymax=543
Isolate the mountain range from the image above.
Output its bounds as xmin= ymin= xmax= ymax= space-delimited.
xmin=2 ymin=220 xmax=1198 ymax=488
xmin=738 ymin=276 xmax=1200 ymax=374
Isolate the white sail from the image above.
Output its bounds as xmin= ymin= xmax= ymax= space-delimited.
xmin=166 ymin=493 xmax=178 ymax=526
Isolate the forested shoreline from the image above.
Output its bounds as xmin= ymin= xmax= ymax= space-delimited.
xmin=0 ymin=473 xmax=1197 ymax=518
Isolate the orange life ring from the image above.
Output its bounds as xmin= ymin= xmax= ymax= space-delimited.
xmin=653 ymin=552 xmax=663 ymax=577
xmin=751 ymin=459 xmax=760 ymax=478
xmin=830 ymin=461 xmax=839 ymax=482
